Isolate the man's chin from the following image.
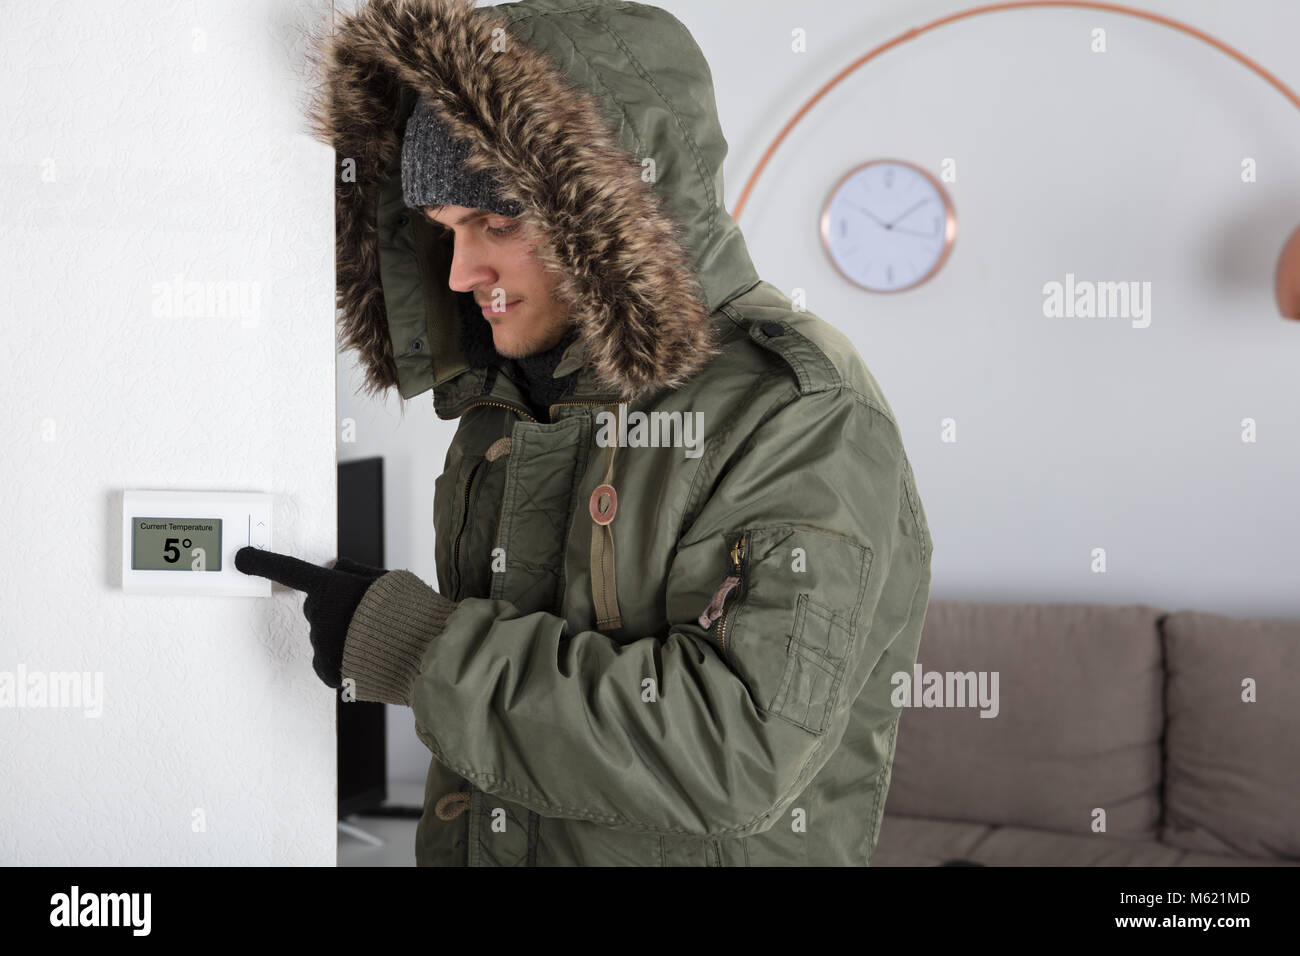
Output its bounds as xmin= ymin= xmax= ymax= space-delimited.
xmin=490 ymin=334 xmax=527 ymax=359
xmin=488 ymin=318 xmax=568 ymax=359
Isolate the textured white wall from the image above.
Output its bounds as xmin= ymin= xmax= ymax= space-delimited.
xmin=337 ymin=0 xmax=1300 ymax=788
xmin=1 ymin=1 xmax=337 ymax=864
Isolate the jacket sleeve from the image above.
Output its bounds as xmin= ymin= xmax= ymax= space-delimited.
xmin=342 ymin=384 xmax=918 ymax=837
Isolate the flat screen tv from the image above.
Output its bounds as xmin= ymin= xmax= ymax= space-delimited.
xmin=337 ymin=456 xmax=387 ymax=817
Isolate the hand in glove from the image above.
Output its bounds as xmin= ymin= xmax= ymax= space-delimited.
xmin=234 ymin=547 xmax=388 ymax=689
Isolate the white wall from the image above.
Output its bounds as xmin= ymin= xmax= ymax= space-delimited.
xmin=1 ymin=0 xmax=336 ymax=864
xmin=343 ymin=0 xmax=1300 ymax=787
xmin=720 ymin=0 xmax=1300 ymax=614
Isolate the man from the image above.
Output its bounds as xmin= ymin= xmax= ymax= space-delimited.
xmin=237 ymin=0 xmax=934 ymax=866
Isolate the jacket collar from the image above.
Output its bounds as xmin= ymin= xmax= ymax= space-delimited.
xmin=307 ymin=0 xmax=760 ymax=413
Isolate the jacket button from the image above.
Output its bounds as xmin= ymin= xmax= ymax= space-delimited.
xmin=411 ymin=339 xmax=423 ymax=352
xmin=761 ymin=322 xmax=785 ymax=337
xmin=589 ymin=483 xmax=618 ymax=525
xmin=397 ymin=214 xmax=410 ymax=227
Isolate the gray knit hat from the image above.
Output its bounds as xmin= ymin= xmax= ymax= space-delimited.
xmin=401 ymin=95 xmax=522 ymax=216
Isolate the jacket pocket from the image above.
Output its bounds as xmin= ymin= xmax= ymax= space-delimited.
xmin=709 ymin=525 xmax=873 ymax=736
xmin=434 ymin=453 xmax=506 ymax=601
xmin=770 ymin=593 xmax=853 ymax=734
xmin=450 ymin=456 xmax=487 ymax=599
xmin=432 ymin=456 xmax=470 ymax=597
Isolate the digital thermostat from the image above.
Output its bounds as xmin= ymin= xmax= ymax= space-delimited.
xmin=122 ymin=490 xmax=272 ymax=596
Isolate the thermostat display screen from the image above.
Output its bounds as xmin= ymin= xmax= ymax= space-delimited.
xmin=131 ymin=517 xmax=222 ymax=571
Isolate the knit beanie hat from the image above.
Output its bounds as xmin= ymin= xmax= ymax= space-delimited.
xmin=401 ymin=95 xmax=523 ymax=216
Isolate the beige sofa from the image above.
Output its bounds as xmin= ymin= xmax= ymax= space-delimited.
xmin=873 ymin=599 xmax=1300 ymax=866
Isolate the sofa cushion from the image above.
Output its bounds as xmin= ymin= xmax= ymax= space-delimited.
xmin=1172 ymin=850 xmax=1300 ymax=866
xmin=871 ymin=814 xmax=994 ymax=867
xmin=962 ymin=825 xmax=1185 ymax=866
xmin=959 ymin=825 xmax=1297 ymax=866
xmin=884 ymin=599 xmax=1164 ymax=838
xmin=1161 ymin=609 xmax=1300 ymax=861
xmin=874 ymin=814 xmax=1299 ymax=866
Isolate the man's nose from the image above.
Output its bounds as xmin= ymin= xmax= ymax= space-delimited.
xmin=447 ymin=241 xmax=496 ymax=294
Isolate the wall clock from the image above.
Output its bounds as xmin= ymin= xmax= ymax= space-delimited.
xmin=820 ymin=159 xmax=957 ymax=293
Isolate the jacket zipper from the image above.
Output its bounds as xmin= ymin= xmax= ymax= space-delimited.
xmin=715 ymin=533 xmax=747 ymax=656
xmin=459 ymin=398 xmax=538 ymax=423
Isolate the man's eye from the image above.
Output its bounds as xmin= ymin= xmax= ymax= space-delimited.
xmin=487 ymin=221 xmax=520 ymax=237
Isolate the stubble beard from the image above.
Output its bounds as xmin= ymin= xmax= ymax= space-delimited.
xmin=487 ymin=308 xmax=571 ymax=359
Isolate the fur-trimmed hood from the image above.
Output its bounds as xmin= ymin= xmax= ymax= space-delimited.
xmin=304 ymin=0 xmax=760 ymax=408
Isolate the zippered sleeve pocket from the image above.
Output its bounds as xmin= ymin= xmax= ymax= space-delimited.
xmin=699 ymin=525 xmax=873 ymax=735
xmin=697 ymin=531 xmax=747 ymax=656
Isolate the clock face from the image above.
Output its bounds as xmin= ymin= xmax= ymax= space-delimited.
xmin=820 ymin=160 xmax=957 ymax=293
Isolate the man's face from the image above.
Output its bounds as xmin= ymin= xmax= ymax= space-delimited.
xmin=424 ymin=204 xmax=572 ymax=359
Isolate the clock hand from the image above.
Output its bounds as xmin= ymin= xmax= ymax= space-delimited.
xmin=842 ymin=200 xmax=892 ymax=229
xmin=890 ymin=224 xmax=939 ymax=239
xmin=884 ymin=198 xmax=933 ymax=228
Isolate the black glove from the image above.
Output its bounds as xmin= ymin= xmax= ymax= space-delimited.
xmin=234 ymin=547 xmax=389 ymax=689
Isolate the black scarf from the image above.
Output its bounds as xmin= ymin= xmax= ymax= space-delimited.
xmin=456 ymin=292 xmax=580 ymax=416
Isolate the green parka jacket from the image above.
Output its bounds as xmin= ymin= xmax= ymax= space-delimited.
xmin=310 ymin=0 xmax=934 ymax=866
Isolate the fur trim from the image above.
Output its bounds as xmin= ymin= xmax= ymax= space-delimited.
xmin=303 ymin=0 xmax=721 ymax=401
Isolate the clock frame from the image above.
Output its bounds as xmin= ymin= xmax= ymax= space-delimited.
xmin=819 ymin=158 xmax=957 ymax=293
